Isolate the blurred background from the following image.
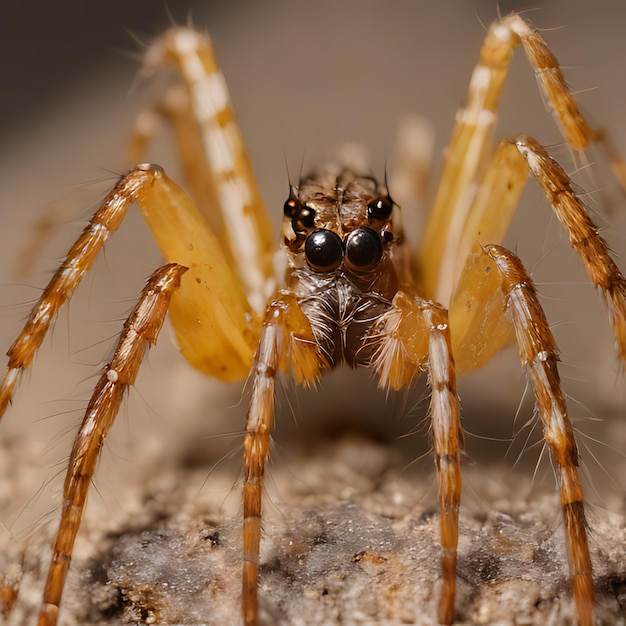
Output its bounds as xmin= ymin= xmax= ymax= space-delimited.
xmin=0 ymin=0 xmax=624 ymax=542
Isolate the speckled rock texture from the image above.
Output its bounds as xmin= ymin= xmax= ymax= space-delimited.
xmin=2 ymin=433 xmax=624 ymax=625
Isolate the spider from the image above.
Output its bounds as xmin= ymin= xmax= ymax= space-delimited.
xmin=1 ymin=9 xmax=625 ymax=626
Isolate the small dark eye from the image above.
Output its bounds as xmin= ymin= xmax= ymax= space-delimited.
xmin=367 ymin=196 xmax=393 ymax=221
xmin=283 ymin=197 xmax=300 ymax=218
xmin=299 ymin=207 xmax=316 ymax=228
xmin=382 ymin=229 xmax=394 ymax=245
xmin=345 ymin=227 xmax=383 ymax=271
xmin=305 ymin=229 xmax=343 ymax=272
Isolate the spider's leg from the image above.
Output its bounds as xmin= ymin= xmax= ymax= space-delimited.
xmin=442 ymin=134 xmax=626 ymax=368
xmin=0 ymin=165 xmax=261 ymax=419
xmin=38 ymin=263 xmax=186 ymax=626
xmin=424 ymin=304 xmax=463 ymax=625
xmin=242 ymin=291 xmax=325 ymax=626
xmin=448 ymin=244 xmax=515 ymax=375
xmin=486 ymin=244 xmax=594 ymax=626
xmin=511 ymin=135 xmax=626 ymax=359
xmin=135 ymin=165 xmax=261 ymax=379
xmin=126 ymin=85 xmax=224 ymax=247
xmin=419 ymin=12 xmax=596 ymax=303
xmin=444 ymin=138 xmax=538 ymax=372
xmin=0 ymin=167 xmax=151 ymax=420
xmin=136 ymin=28 xmax=275 ymax=313
xmin=371 ymin=293 xmax=463 ymax=625
xmin=444 ymin=139 xmax=527 ymax=363
xmin=242 ymin=314 xmax=280 ymax=626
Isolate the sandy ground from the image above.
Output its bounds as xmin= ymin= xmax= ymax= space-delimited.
xmin=0 ymin=1 xmax=624 ymax=624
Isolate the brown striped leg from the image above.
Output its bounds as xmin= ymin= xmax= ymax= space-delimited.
xmin=487 ymin=245 xmax=594 ymax=626
xmin=447 ymin=133 xmax=626 ymax=372
xmin=424 ymin=304 xmax=463 ymax=625
xmin=37 ymin=264 xmax=186 ymax=626
xmin=420 ymin=12 xmax=596 ymax=303
xmin=124 ymin=86 xmax=225 ymax=247
xmin=242 ymin=300 xmax=284 ymax=626
xmin=141 ymin=28 xmax=275 ymax=313
xmin=242 ymin=322 xmax=279 ymax=625
xmin=371 ymin=294 xmax=462 ymax=624
xmin=510 ymin=135 xmax=626 ymax=360
xmin=0 ymin=166 xmax=158 ymax=420
xmin=241 ymin=291 xmax=325 ymax=625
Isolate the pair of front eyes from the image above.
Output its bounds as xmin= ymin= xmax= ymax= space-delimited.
xmin=285 ymin=195 xmax=395 ymax=273
xmin=304 ymin=227 xmax=390 ymax=272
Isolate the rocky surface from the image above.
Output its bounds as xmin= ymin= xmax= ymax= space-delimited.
xmin=2 ymin=433 xmax=624 ymax=625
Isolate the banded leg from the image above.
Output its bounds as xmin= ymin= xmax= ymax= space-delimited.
xmin=445 ymin=134 xmax=626 ymax=371
xmin=487 ymin=245 xmax=593 ymax=626
xmin=511 ymin=135 xmax=626 ymax=360
xmin=125 ymin=86 xmax=223 ymax=251
xmin=242 ymin=318 xmax=279 ymax=626
xmin=420 ymin=12 xmax=597 ymax=303
xmin=0 ymin=167 xmax=155 ymax=419
xmin=371 ymin=294 xmax=463 ymax=624
xmin=0 ymin=165 xmax=259 ymax=420
xmin=141 ymin=28 xmax=275 ymax=313
xmin=425 ymin=305 xmax=463 ymax=625
xmin=242 ymin=290 xmax=325 ymax=625
xmin=38 ymin=263 xmax=186 ymax=626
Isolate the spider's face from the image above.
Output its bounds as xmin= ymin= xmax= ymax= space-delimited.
xmin=280 ymin=168 xmax=404 ymax=368
xmin=281 ymin=169 xmax=398 ymax=278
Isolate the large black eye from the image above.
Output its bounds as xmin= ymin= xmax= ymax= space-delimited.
xmin=345 ymin=227 xmax=383 ymax=271
xmin=305 ymin=229 xmax=343 ymax=272
xmin=367 ymin=195 xmax=393 ymax=221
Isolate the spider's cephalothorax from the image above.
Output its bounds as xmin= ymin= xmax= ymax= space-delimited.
xmin=1 ymin=12 xmax=625 ymax=626
xmin=282 ymin=168 xmax=406 ymax=368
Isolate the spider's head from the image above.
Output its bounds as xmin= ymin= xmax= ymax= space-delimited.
xmin=282 ymin=169 xmax=402 ymax=277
